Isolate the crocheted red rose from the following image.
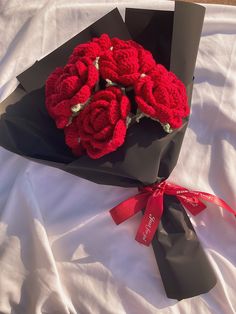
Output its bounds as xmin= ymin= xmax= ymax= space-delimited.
xmin=65 ymin=87 xmax=131 ymax=159
xmin=134 ymin=64 xmax=189 ymax=129
xmin=46 ymin=34 xmax=189 ymax=159
xmin=68 ymin=34 xmax=112 ymax=63
xmin=45 ymin=56 xmax=99 ymax=129
xmin=99 ymin=38 xmax=156 ymax=86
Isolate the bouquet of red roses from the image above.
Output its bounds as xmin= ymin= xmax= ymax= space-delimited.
xmin=2 ymin=2 xmax=233 ymax=300
xmin=45 ymin=33 xmax=189 ymax=160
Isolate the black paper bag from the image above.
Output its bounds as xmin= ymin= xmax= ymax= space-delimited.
xmin=0 ymin=2 xmax=217 ymax=300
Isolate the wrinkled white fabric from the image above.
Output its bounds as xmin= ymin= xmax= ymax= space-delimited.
xmin=0 ymin=1 xmax=236 ymax=313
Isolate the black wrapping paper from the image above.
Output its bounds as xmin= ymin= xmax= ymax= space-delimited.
xmin=0 ymin=2 xmax=217 ymax=300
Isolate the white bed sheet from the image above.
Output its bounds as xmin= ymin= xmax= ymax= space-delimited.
xmin=0 ymin=1 xmax=236 ymax=313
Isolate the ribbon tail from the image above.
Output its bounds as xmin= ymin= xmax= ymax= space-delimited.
xmin=110 ymin=192 xmax=149 ymax=225
xmin=199 ymin=192 xmax=236 ymax=216
xmin=135 ymin=191 xmax=164 ymax=246
xmin=177 ymin=195 xmax=206 ymax=216
xmin=177 ymin=190 xmax=236 ymax=217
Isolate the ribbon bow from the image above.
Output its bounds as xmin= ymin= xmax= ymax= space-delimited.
xmin=110 ymin=181 xmax=236 ymax=246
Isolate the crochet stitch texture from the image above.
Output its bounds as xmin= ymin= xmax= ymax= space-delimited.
xmin=45 ymin=34 xmax=189 ymax=159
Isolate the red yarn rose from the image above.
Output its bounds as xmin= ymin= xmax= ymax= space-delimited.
xmin=68 ymin=34 xmax=112 ymax=64
xmin=46 ymin=56 xmax=99 ymax=129
xmin=46 ymin=34 xmax=189 ymax=159
xmin=64 ymin=87 xmax=131 ymax=159
xmin=99 ymin=38 xmax=156 ymax=86
xmin=134 ymin=64 xmax=189 ymax=129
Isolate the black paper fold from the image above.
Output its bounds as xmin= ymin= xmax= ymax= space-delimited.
xmin=0 ymin=1 xmax=217 ymax=300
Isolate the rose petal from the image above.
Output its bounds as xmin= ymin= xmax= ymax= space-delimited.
xmin=120 ymin=95 xmax=130 ymax=119
xmin=59 ymin=76 xmax=80 ymax=99
xmin=92 ymin=109 xmax=108 ymax=132
xmin=86 ymin=64 xmax=99 ymax=88
xmin=64 ymin=123 xmax=79 ymax=149
xmin=93 ymin=125 xmax=113 ymax=143
xmin=135 ymin=95 xmax=157 ymax=118
xmin=108 ymin=100 xmax=120 ymax=125
xmin=72 ymin=85 xmax=91 ymax=104
xmin=110 ymin=119 xmax=127 ymax=148
xmin=118 ymin=73 xmax=140 ymax=86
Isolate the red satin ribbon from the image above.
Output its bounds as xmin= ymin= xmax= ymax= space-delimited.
xmin=110 ymin=181 xmax=236 ymax=246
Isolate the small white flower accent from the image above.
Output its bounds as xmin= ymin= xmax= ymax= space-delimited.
xmin=71 ymin=104 xmax=83 ymax=113
xmin=71 ymin=97 xmax=91 ymax=114
xmin=140 ymin=73 xmax=146 ymax=78
xmin=68 ymin=98 xmax=92 ymax=126
xmin=161 ymin=123 xmax=173 ymax=133
xmin=126 ymin=116 xmax=132 ymax=127
xmin=110 ymin=46 xmax=113 ymax=51
xmin=94 ymin=56 xmax=100 ymax=70
xmin=105 ymin=79 xmax=119 ymax=88
xmin=136 ymin=112 xmax=146 ymax=123
xmin=105 ymin=79 xmax=113 ymax=86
